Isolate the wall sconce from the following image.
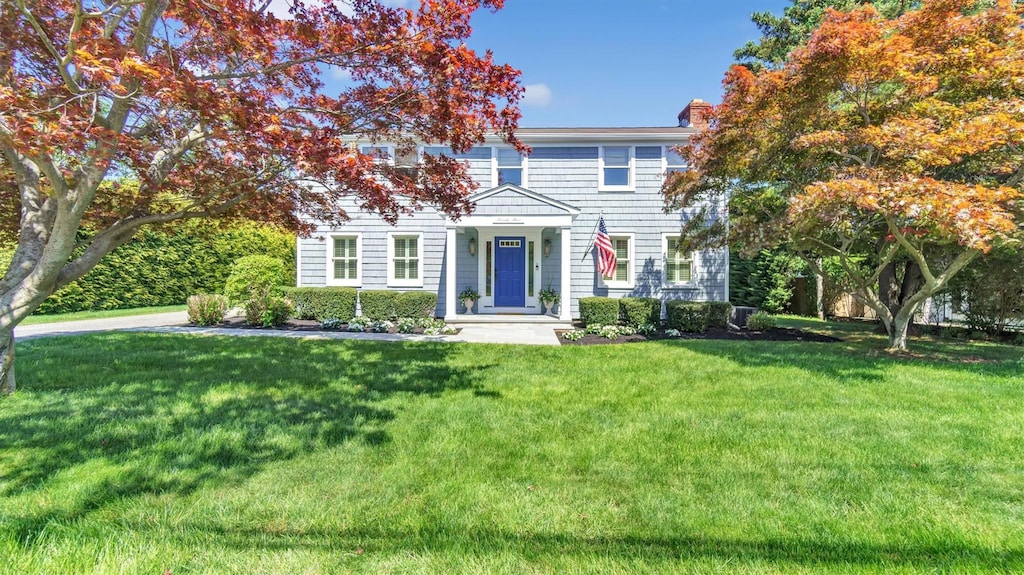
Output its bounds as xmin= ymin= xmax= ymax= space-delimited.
xmin=468 ymin=237 xmax=477 ymax=256
xmin=543 ymin=238 xmax=552 ymax=257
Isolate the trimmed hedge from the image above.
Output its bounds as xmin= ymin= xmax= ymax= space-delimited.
xmin=706 ymin=301 xmax=733 ymax=329
xmin=19 ymin=221 xmax=294 ymax=315
xmin=395 ymin=291 xmax=438 ymax=319
xmin=666 ymin=301 xmax=708 ymax=333
xmin=284 ymin=287 xmax=357 ymax=322
xmin=359 ymin=290 xmax=399 ymax=320
xmin=579 ymin=297 xmax=619 ymax=326
xmin=619 ymin=297 xmax=661 ymax=328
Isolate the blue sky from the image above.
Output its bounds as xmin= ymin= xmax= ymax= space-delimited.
xmin=467 ymin=0 xmax=792 ymax=127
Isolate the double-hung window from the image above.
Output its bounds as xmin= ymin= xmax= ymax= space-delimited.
xmin=496 ymin=148 xmax=525 ymax=186
xmin=329 ymin=234 xmax=361 ymax=287
xmin=599 ymin=146 xmax=634 ymax=191
xmin=360 ymin=145 xmax=392 ymax=162
xmin=663 ymin=235 xmax=694 ymax=286
xmin=601 ymin=233 xmax=634 ymax=288
xmin=388 ymin=233 xmax=423 ymax=287
xmin=665 ymin=147 xmax=687 ymax=176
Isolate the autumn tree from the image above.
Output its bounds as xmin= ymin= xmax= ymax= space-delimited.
xmin=665 ymin=0 xmax=1023 ymax=351
xmin=0 ymin=0 xmax=523 ymax=394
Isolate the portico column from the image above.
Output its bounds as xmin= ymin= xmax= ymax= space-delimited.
xmin=559 ymin=226 xmax=572 ymax=321
xmin=445 ymin=226 xmax=457 ymax=321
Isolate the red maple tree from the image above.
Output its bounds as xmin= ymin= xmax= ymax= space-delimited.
xmin=665 ymin=0 xmax=1023 ymax=350
xmin=0 ymin=0 xmax=523 ymax=393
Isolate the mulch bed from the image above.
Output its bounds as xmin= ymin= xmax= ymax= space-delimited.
xmin=556 ymin=326 xmax=842 ymax=346
xmin=197 ymin=317 xmax=460 ymax=335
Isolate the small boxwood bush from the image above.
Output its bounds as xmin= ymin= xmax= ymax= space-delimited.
xmin=706 ymin=301 xmax=733 ymax=329
xmin=394 ymin=291 xmax=438 ymax=319
xmin=243 ymin=294 xmax=293 ymax=327
xmin=619 ymin=297 xmax=661 ymax=328
xmin=283 ymin=287 xmax=357 ymax=322
xmin=579 ymin=297 xmax=619 ymax=326
xmin=747 ymin=311 xmax=778 ymax=331
xmin=666 ymin=301 xmax=708 ymax=333
xmin=187 ymin=294 xmax=228 ymax=326
xmin=359 ymin=290 xmax=398 ymax=320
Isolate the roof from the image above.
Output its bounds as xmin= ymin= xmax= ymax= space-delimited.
xmin=482 ymin=126 xmax=694 ymax=144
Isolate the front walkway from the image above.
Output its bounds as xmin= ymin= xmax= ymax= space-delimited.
xmin=15 ymin=312 xmax=563 ymax=346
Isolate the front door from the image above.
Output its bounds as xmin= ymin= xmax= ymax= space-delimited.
xmin=494 ymin=236 xmax=526 ymax=307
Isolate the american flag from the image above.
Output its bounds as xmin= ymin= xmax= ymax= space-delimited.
xmin=594 ymin=216 xmax=617 ymax=278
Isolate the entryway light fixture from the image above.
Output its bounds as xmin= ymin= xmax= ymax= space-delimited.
xmin=468 ymin=237 xmax=477 ymax=256
xmin=543 ymin=239 xmax=552 ymax=257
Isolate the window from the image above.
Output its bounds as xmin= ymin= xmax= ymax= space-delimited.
xmin=601 ymin=233 xmax=634 ymax=288
xmin=496 ymin=148 xmax=524 ymax=186
xmin=599 ymin=146 xmax=634 ymax=191
xmin=329 ymin=234 xmax=361 ymax=286
xmin=388 ymin=233 xmax=423 ymax=287
xmin=664 ymin=235 xmax=694 ymax=286
xmin=360 ymin=145 xmax=392 ymax=161
xmin=665 ymin=147 xmax=687 ymax=175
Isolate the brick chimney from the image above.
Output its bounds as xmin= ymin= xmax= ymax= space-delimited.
xmin=678 ymin=98 xmax=712 ymax=129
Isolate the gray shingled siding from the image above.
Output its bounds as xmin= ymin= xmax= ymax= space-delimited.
xmin=302 ymin=142 xmax=728 ymax=319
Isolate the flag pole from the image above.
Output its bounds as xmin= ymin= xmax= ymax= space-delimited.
xmin=581 ymin=212 xmax=603 ymax=262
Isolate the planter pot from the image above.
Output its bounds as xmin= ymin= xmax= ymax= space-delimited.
xmin=462 ymin=298 xmax=476 ymax=314
xmin=543 ymin=301 xmax=556 ymax=315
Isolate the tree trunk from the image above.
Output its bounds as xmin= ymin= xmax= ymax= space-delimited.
xmin=888 ymin=311 xmax=913 ymax=351
xmin=815 ymin=258 xmax=825 ymax=320
xmin=0 ymin=330 xmax=15 ymax=395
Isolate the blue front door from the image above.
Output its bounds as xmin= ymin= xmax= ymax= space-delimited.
xmin=494 ymin=236 xmax=526 ymax=307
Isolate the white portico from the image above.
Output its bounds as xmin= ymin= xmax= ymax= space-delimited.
xmin=444 ymin=184 xmax=579 ymax=322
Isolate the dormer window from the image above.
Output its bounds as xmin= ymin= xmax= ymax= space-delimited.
xmin=666 ymin=147 xmax=687 ymax=175
xmin=496 ymin=148 xmax=524 ymax=186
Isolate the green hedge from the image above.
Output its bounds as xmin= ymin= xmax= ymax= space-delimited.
xmin=666 ymin=301 xmax=708 ymax=333
xmin=619 ymin=297 xmax=661 ymax=328
xmin=579 ymin=297 xmax=619 ymax=326
xmin=706 ymin=301 xmax=733 ymax=329
xmin=284 ymin=287 xmax=357 ymax=322
xmin=22 ymin=221 xmax=294 ymax=315
xmin=224 ymin=255 xmax=287 ymax=305
xmin=358 ymin=290 xmax=398 ymax=320
xmin=394 ymin=291 xmax=438 ymax=319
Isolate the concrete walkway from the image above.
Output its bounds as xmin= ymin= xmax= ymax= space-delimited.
xmin=16 ymin=312 xmax=563 ymax=346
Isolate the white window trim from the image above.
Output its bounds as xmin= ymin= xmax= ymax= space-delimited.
xmin=387 ymin=231 xmax=424 ymax=287
xmin=599 ymin=232 xmax=635 ymax=289
xmin=598 ymin=145 xmax=635 ymax=192
xmin=492 ymin=146 xmax=528 ymax=188
xmin=327 ymin=233 xmax=362 ymax=287
xmin=662 ymin=234 xmax=697 ymax=288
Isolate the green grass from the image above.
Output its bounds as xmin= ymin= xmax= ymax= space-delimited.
xmin=20 ymin=305 xmax=186 ymax=325
xmin=1 ymin=322 xmax=1022 ymax=573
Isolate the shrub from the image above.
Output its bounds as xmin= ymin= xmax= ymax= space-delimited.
xmin=579 ymin=297 xmax=619 ymax=326
xmin=666 ymin=301 xmax=708 ymax=333
xmin=225 ymin=255 xmax=287 ymax=305
xmin=243 ymin=292 xmax=293 ymax=327
xmin=186 ymin=294 xmax=228 ymax=326
xmin=396 ymin=317 xmax=418 ymax=334
xmin=284 ymin=287 xmax=357 ymax=322
xmin=359 ymin=290 xmax=398 ymax=320
xmin=706 ymin=301 xmax=733 ymax=329
xmin=619 ymin=297 xmax=661 ymax=328
xmin=562 ymin=330 xmax=585 ymax=341
xmin=747 ymin=311 xmax=778 ymax=331
xmin=319 ymin=318 xmax=345 ymax=330
xmin=394 ymin=291 xmax=438 ymax=319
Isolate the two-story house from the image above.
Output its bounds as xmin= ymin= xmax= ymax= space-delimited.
xmin=296 ymin=99 xmax=728 ymax=321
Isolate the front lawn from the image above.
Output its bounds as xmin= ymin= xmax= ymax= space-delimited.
xmin=1 ymin=324 xmax=1022 ymax=573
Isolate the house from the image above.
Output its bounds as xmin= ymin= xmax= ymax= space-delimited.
xmin=296 ymin=99 xmax=728 ymax=321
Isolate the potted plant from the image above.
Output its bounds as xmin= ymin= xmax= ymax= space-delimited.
xmin=539 ymin=285 xmax=560 ymax=315
xmin=459 ymin=286 xmax=480 ymax=314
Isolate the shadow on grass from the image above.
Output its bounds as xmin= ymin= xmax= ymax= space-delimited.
xmin=1 ymin=333 xmax=490 ymax=543
xmin=189 ymin=525 xmax=1024 ymax=570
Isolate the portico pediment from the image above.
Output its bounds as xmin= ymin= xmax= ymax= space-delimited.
xmin=467 ymin=184 xmax=581 ymax=218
